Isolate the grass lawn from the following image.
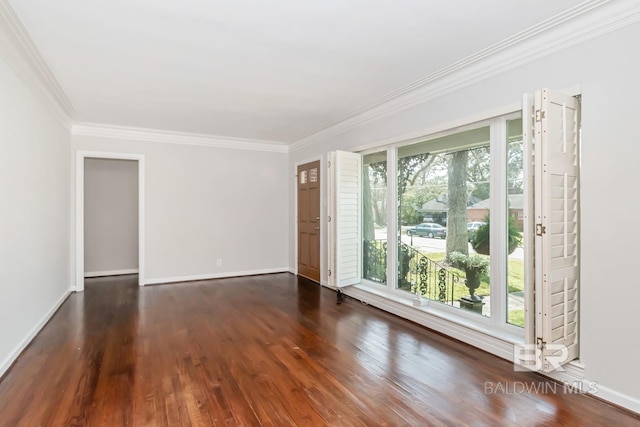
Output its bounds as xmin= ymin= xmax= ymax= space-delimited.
xmin=508 ymin=309 xmax=524 ymax=327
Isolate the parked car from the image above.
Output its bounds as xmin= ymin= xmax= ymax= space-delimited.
xmin=467 ymin=221 xmax=486 ymax=241
xmin=407 ymin=223 xmax=447 ymax=239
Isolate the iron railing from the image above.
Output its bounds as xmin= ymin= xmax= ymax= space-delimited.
xmin=363 ymin=239 xmax=463 ymax=305
xmin=363 ymin=239 xmax=387 ymax=284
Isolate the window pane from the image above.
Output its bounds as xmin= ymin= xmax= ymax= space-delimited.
xmin=363 ymin=151 xmax=387 ymax=284
xmin=506 ymin=117 xmax=525 ymax=327
xmin=397 ymin=127 xmax=491 ymax=317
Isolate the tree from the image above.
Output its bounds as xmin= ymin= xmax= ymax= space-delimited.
xmin=446 ymin=150 xmax=469 ymax=256
xmin=363 ymin=159 xmax=390 ymax=237
xmin=507 ymin=139 xmax=524 ymax=193
xmin=362 ymin=168 xmax=375 ymax=241
xmin=365 ymin=154 xmax=431 ymax=227
xmin=467 ymin=147 xmax=491 ymax=200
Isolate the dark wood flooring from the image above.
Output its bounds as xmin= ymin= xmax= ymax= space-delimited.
xmin=0 ymin=273 xmax=638 ymax=426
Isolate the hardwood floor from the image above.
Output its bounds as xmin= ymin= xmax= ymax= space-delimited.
xmin=0 ymin=273 xmax=637 ymax=426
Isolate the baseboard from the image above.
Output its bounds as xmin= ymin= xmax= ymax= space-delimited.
xmin=143 ymin=267 xmax=291 ymax=285
xmin=545 ymin=360 xmax=587 ymax=386
xmin=84 ymin=268 xmax=139 ymax=278
xmin=589 ymin=384 xmax=640 ymax=416
xmin=0 ymin=288 xmax=72 ymax=379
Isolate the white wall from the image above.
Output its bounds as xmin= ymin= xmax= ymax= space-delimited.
xmin=289 ymin=23 xmax=640 ymax=409
xmin=72 ymin=135 xmax=289 ymax=283
xmin=0 ymin=55 xmax=70 ymax=374
xmin=84 ymin=158 xmax=138 ymax=275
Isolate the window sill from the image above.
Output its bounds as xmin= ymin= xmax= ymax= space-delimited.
xmin=343 ymin=283 xmax=587 ymax=387
xmin=344 ymin=282 xmax=523 ymax=361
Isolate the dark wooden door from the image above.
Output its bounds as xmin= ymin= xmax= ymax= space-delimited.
xmin=297 ymin=161 xmax=320 ymax=282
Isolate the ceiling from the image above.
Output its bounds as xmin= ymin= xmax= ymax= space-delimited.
xmin=8 ymin=0 xmax=593 ymax=144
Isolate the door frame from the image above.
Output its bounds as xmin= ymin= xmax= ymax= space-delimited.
xmin=75 ymin=151 xmax=145 ymax=292
xmin=294 ymin=155 xmax=325 ymax=284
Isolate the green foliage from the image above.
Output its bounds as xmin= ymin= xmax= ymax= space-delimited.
xmin=447 ymin=251 xmax=490 ymax=275
xmin=448 ymin=251 xmax=488 ymax=300
xmin=399 ymin=185 xmax=447 ymax=225
xmin=363 ymin=240 xmax=387 ymax=284
xmin=467 ymin=146 xmax=491 ymax=200
xmin=398 ymin=243 xmax=413 ymax=290
xmin=399 ymin=191 xmax=424 ymax=225
xmin=471 ymin=213 xmax=522 ymax=255
xmin=507 ymin=139 xmax=524 ymax=193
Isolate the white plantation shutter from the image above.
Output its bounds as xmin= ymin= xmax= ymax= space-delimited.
xmin=534 ymin=88 xmax=580 ymax=372
xmin=328 ymin=151 xmax=362 ymax=288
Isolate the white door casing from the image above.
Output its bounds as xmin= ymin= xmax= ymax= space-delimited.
xmin=75 ymin=151 xmax=145 ymax=291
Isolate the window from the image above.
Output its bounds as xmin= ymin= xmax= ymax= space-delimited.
xmin=363 ymin=151 xmax=388 ymax=285
xmin=396 ymin=126 xmax=492 ymax=316
xmin=329 ymin=87 xmax=581 ymax=372
xmin=506 ymin=118 xmax=525 ymax=326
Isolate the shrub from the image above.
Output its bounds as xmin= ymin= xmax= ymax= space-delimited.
xmin=447 ymin=251 xmax=489 ymax=275
xmin=471 ymin=213 xmax=522 ymax=255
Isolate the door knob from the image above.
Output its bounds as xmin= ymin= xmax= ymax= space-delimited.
xmin=315 ymin=226 xmax=320 ymax=230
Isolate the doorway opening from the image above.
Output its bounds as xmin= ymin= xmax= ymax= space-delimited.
xmin=75 ymin=152 xmax=145 ymax=292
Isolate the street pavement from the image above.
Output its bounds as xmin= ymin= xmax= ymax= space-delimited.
xmin=375 ymin=227 xmax=524 ymax=260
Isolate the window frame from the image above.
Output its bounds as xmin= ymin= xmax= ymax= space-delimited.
xmin=358 ymin=111 xmax=525 ymax=336
xmin=336 ymin=89 xmax=581 ymax=370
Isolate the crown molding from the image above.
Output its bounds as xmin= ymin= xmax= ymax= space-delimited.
xmin=72 ymin=123 xmax=290 ymax=153
xmin=0 ymin=0 xmax=74 ymax=128
xmin=291 ymin=0 xmax=640 ymax=152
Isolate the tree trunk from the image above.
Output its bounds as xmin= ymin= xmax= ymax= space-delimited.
xmin=446 ymin=150 xmax=469 ymax=256
xmin=362 ymin=168 xmax=375 ymax=241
